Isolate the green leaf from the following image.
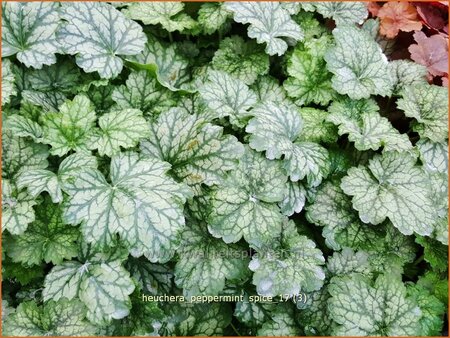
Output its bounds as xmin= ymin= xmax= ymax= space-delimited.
xmin=112 ymin=70 xmax=176 ymax=116
xmin=225 ymin=2 xmax=304 ymax=56
xmin=2 ymin=59 xmax=16 ymax=105
xmin=5 ymin=197 xmax=78 ymax=265
xmin=161 ymin=303 xmax=232 ymax=336
xmin=417 ymin=139 xmax=448 ymax=174
xmin=2 ymin=179 xmax=38 ymax=235
xmin=297 ymin=107 xmax=338 ymax=143
xmin=415 ymin=236 xmax=448 ymax=272
xmin=279 ymin=181 xmax=306 ymax=216
xmin=250 ymin=220 xmax=325 ymax=296
xmin=107 ymin=290 xmax=164 ymax=336
xmin=407 ymin=285 xmax=446 ymax=336
xmin=251 ymin=76 xmax=289 ymax=105
xmin=327 ymin=97 xmax=412 ymax=152
xmin=257 ymin=304 xmax=300 ymax=336
xmin=341 ymin=152 xmax=437 ymax=236
xmin=140 ymin=107 xmax=244 ymax=189
xmin=246 ymin=102 xmax=329 ymax=184
xmin=315 ymin=2 xmax=368 ymax=25
xmin=234 ymin=290 xmax=273 ymax=326
xmin=174 ymin=221 xmax=249 ymax=297
xmin=2 ymin=2 xmax=60 ymax=68
xmin=199 ymin=70 xmax=258 ymax=126
xmin=296 ymin=286 xmax=332 ymax=336
xmin=3 ymin=299 xmax=96 ymax=336
xmin=17 ymin=169 xmax=61 ymax=203
xmin=43 ymin=252 xmax=135 ymax=324
xmin=325 ymin=26 xmax=394 ymax=99
xmin=327 ymin=248 xmax=371 ymax=276
xmin=58 ymin=2 xmax=146 ymax=78
xmin=207 ymin=148 xmax=287 ymax=247
xmin=28 ymin=60 xmax=80 ymax=94
xmin=89 ymin=108 xmax=149 ymax=157
xmin=125 ymin=257 xmax=173 ymax=295
xmin=123 ymin=2 xmax=196 ymax=33
xmin=306 ymin=180 xmax=383 ymax=250
xmin=328 ymin=274 xmax=422 ymax=336
xmin=127 ymin=35 xmax=192 ymax=92
xmin=22 ymin=90 xmax=66 ymax=113
xmin=42 ymin=95 xmax=97 ymax=156
xmin=284 ymin=36 xmax=335 ymax=105
xmin=17 ymin=153 xmax=98 ymax=204
xmin=197 ymin=3 xmax=232 ymax=35
xmin=397 ymin=84 xmax=448 ymax=142
xmin=212 ymin=36 xmax=269 ymax=85
xmin=390 ymin=60 xmax=428 ymax=93
xmin=417 ymin=272 xmax=448 ymax=307
xmin=3 ymin=115 xmax=42 ymax=141
xmin=2 ymin=132 xmax=48 ymax=179
xmin=63 ymin=152 xmax=191 ymax=262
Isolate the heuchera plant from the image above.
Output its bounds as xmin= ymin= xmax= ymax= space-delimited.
xmin=1 ymin=2 xmax=448 ymax=337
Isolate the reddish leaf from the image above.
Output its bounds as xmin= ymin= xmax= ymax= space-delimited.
xmin=409 ymin=31 xmax=448 ymax=76
xmin=368 ymin=2 xmax=382 ymax=16
xmin=415 ymin=2 xmax=448 ymax=33
xmin=378 ymin=2 xmax=423 ymax=38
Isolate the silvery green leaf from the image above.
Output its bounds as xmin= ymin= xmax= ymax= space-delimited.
xmin=197 ymin=3 xmax=232 ymax=35
xmin=125 ymin=257 xmax=173 ymax=295
xmin=199 ymin=70 xmax=258 ymax=126
xmin=43 ymin=259 xmax=135 ymax=324
xmin=251 ymin=76 xmax=288 ymax=105
xmin=225 ymin=2 xmax=303 ymax=56
xmin=327 ymin=248 xmax=371 ymax=276
xmin=22 ymin=90 xmax=66 ymax=113
xmin=160 ymin=303 xmax=231 ymax=336
xmin=325 ymin=26 xmax=394 ymax=99
xmin=298 ymin=108 xmax=338 ymax=143
xmin=58 ymin=153 xmax=98 ymax=190
xmin=390 ymin=60 xmax=428 ymax=93
xmin=246 ymin=102 xmax=329 ymax=184
xmin=341 ymin=152 xmax=437 ymax=236
xmin=28 ymin=60 xmax=80 ymax=94
xmin=112 ymin=70 xmax=176 ymax=116
xmin=58 ymin=2 xmax=146 ymax=79
xmin=3 ymin=299 xmax=96 ymax=336
xmin=306 ymin=180 xmax=381 ymax=251
xmin=328 ymin=97 xmax=412 ymax=152
xmin=127 ymin=36 xmax=192 ymax=92
xmin=257 ymin=304 xmax=300 ymax=336
xmin=284 ymin=36 xmax=335 ymax=106
xmin=89 ymin=108 xmax=149 ymax=157
xmin=397 ymin=84 xmax=448 ymax=142
xmin=1 ymin=2 xmax=60 ymax=68
xmin=17 ymin=169 xmax=61 ymax=203
xmin=315 ymin=2 xmax=368 ymax=25
xmin=278 ymin=181 xmax=306 ymax=216
xmin=2 ymin=180 xmax=38 ymax=235
xmin=2 ymin=132 xmax=48 ymax=179
xmin=297 ymin=287 xmax=332 ymax=336
xmin=407 ymin=285 xmax=446 ymax=336
xmin=281 ymin=3 xmax=302 ymax=15
xmin=63 ymin=152 xmax=191 ymax=262
xmin=250 ymin=220 xmax=325 ymax=297
xmin=208 ymin=148 xmax=287 ymax=247
xmin=174 ymin=222 xmax=249 ymax=297
xmin=123 ymin=2 xmax=196 ymax=33
xmin=42 ymin=95 xmax=97 ymax=156
xmin=141 ymin=108 xmax=244 ymax=189
xmin=212 ymin=36 xmax=269 ymax=85
xmin=417 ymin=139 xmax=448 ymax=174
xmin=5 ymin=197 xmax=78 ymax=265
xmin=3 ymin=115 xmax=42 ymax=141
xmin=234 ymin=291 xmax=273 ymax=326
xmin=328 ymin=274 xmax=422 ymax=336
xmin=2 ymin=59 xmax=16 ymax=105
